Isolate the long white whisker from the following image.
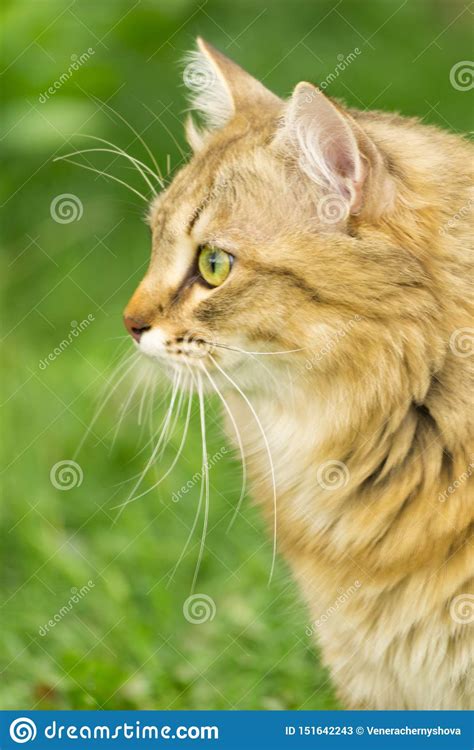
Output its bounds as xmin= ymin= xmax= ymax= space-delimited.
xmin=112 ymin=369 xmax=183 ymax=518
xmin=113 ymin=386 xmax=194 ymax=509
xmin=137 ymin=370 xmax=152 ymax=428
xmin=191 ymin=371 xmax=209 ymax=593
xmin=74 ymin=354 xmax=140 ymax=458
xmin=210 ymin=341 xmax=306 ymax=356
xmin=108 ymin=370 xmax=144 ymax=453
xmin=141 ymin=101 xmax=187 ymax=161
xmin=77 ymin=134 xmax=164 ymax=187
xmin=166 ymin=369 xmax=203 ymax=588
xmin=128 ymin=379 xmax=171 ymax=463
xmin=200 ymin=362 xmax=247 ymax=532
xmin=55 ymin=148 xmax=157 ymax=194
xmin=157 ymin=371 xmax=188 ymax=461
xmin=210 ymin=354 xmax=278 ymax=586
xmin=52 ymin=157 xmax=148 ymax=202
xmin=91 ymin=94 xmax=164 ymax=184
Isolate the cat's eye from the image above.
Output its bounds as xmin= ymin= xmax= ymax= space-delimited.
xmin=197 ymin=245 xmax=233 ymax=287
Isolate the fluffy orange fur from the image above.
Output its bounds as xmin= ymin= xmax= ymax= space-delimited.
xmin=125 ymin=39 xmax=473 ymax=709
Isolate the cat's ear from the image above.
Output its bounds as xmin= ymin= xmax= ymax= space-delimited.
xmin=184 ymin=37 xmax=279 ymax=149
xmin=275 ymin=82 xmax=366 ymax=213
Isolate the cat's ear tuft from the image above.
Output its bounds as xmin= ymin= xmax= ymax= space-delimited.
xmin=184 ymin=114 xmax=208 ymax=152
xmin=183 ymin=38 xmax=280 ymax=133
xmin=275 ymin=82 xmax=365 ymax=213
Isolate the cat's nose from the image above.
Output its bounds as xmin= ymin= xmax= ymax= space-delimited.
xmin=124 ymin=315 xmax=151 ymax=343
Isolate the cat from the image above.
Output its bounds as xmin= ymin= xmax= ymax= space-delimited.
xmin=123 ymin=38 xmax=473 ymax=709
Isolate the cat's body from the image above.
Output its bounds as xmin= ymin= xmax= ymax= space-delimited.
xmin=223 ymin=108 xmax=474 ymax=710
xmin=124 ymin=40 xmax=473 ymax=709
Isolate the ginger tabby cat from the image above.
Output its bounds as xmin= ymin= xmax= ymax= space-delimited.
xmin=123 ymin=39 xmax=473 ymax=709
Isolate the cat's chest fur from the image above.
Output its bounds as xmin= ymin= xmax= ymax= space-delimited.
xmin=224 ymin=388 xmax=338 ymax=532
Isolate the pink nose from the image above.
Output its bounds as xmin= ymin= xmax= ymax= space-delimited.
xmin=123 ymin=315 xmax=151 ymax=343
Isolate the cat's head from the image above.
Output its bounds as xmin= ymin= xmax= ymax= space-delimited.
xmin=124 ymin=39 xmax=432 ymax=398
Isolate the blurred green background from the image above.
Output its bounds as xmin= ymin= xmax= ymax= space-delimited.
xmin=1 ymin=0 xmax=472 ymax=710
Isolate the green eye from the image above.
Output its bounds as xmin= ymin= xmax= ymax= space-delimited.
xmin=198 ymin=245 xmax=233 ymax=287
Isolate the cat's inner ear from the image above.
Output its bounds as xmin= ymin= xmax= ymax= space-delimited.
xmin=275 ymin=82 xmax=366 ymax=213
xmin=184 ymin=37 xmax=280 ymax=149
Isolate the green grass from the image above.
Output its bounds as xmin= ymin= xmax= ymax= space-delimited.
xmin=1 ymin=0 xmax=471 ymax=710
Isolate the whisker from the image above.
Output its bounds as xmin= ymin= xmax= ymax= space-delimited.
xmin=53 ymin=157 xmax=148 ymax=202
xmin=113 ymin=385 xmax=194 ymax=509
xmin=54 ymin=147 xmax=157 ymax=195
xmin=157 ymin=373 xmax=187 ymax=462
xmin=130 ymin=377 xmax=171 ymax=461
xmin=137 ymin=370 xmax=152 ymax=427
xmin=209 ymin=354 xmax=278 ymax=586
xmin=112 ymin=369 xmax=183 ymax=518
xmin=77 ymin=133 xmax=164 ymax=187
xmin=191 ymin=370 xmax=209 ymax=593
xmin=111 ymin=377 xmax=173 ymax=489
xmin=141 ymin=101 xmax=188 ymax=162
xmin=207 ymin=341 xmax=306 ymax=357
xmin=91 ymin=94 xmax=164 ymax=184
xmin=74 ymin=353 xmax=140 ymax=458
xmin=166 ymin=368 xmax=203 ymax=588
xmin=108 ymin=368 xmax=145 ymax=453
xmin=200 ymin=362 xmax=247 ymax=532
